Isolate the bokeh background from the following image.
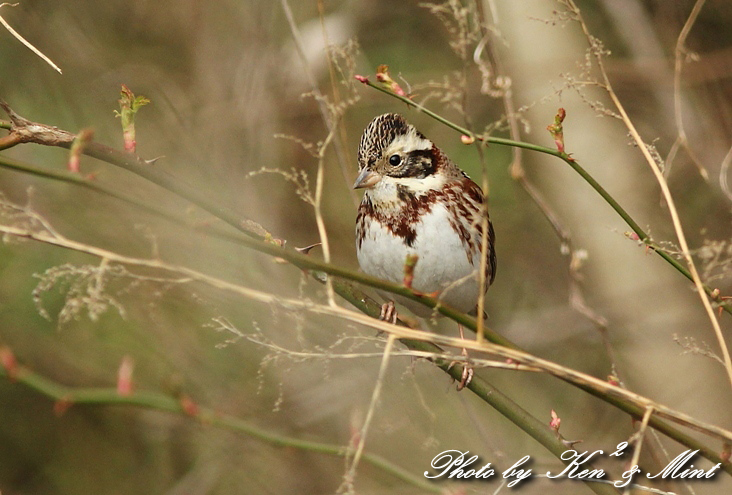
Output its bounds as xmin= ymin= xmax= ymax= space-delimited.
xmin=1 ymin=1 xmax=731 ymax=494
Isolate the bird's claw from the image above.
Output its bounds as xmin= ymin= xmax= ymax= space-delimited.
xmin=449 ymin=346 xmax=473 ymax=391
xmin=379 ymin=301 xmax=398 ymax=325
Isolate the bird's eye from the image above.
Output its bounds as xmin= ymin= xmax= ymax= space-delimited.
xmin=388 ymin=154 xmax=401 ymax=166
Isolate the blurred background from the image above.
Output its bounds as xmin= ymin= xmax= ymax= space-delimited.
xmin=1 ymin=0 xmax=731 ymax=493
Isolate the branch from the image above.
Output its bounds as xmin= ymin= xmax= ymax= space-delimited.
xmin=563 ymin=0 xmax=732 ymax=392
xmin=667 ymin=0 xmax=709 ymax=180
xmin=352 ymin=78 xmax=732 ymax=317
xmin=0 ymin=355 xmax=439 ymax=493
xmin=0 ymin=218 xmax=621 ymax=493
xmin=0 ymin=3 xmax=62 ymax=74
xmin=0 ymin=219 xmax=730 ymax=477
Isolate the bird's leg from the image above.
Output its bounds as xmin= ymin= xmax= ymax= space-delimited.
xmin=401 ymin=255 xmax=440 ymax=300
xmin=454 ymin=324 xmax=473 ymax=391
xmin=402 ymin=254 xmax=419 ymax=289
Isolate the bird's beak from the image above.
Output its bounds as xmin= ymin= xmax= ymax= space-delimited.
xmin=353 ymin=168 xmax=381 ymax=189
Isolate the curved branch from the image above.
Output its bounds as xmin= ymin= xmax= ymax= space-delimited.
xmin=0 ymin=359 xmax=439 ymax=493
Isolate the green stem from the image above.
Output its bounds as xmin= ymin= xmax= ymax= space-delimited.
xmin=362 ymin=80 xmax=732 ymax=315
xmin=0 ymin=364 xmax=440 ymax=493
xmin=342 ymin=277 xmax=732 ymax=478
xmin=405 ymin=340 xmax=621 ymax=495
xmin=0 ymin=154 xmax=198 ymax=229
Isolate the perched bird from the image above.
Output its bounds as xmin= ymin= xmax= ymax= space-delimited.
xmin=354 ymin=113 xmax=496 ymax=389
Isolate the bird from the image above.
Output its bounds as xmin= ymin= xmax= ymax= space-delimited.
xmin=354 ymin=113 xmax=496 ymax=390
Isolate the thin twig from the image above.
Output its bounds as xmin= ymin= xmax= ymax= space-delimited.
xmin=316 ymin=0 xmax=360 ymax=208
xmin=0 ymin=153 xmax=214 ymax=231
xmin=564 ymin=0 xmax=732 ymax=391
xmin=666 ymin=0 xmax=708 ymax=180
xmin=623 ymin=407 xmax=654 ymax=495
xmin=0 ymin=3 xmax=62 ymax=74
xmin=280 ymin=0 xmax=338 ymax=306
xmin=342 ymin=334 xmax=396 ymax=491
xmin=719 ymin=144 xmax=732 ymax=202
xmin=315 ymin=124 xmax=338 ymax=306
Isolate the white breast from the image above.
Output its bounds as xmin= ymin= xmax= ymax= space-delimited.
xmin=357 ymin=203 xmax=480 ymax=316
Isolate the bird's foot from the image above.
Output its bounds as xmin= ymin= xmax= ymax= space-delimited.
xmin=375 ymin=301 xmax=398 ymax=338
xmin=448 ymin=346 xmax=473 ymax=391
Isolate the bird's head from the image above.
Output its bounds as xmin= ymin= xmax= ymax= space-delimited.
xmin=353 ymin=113 xmax=439 ymax=190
